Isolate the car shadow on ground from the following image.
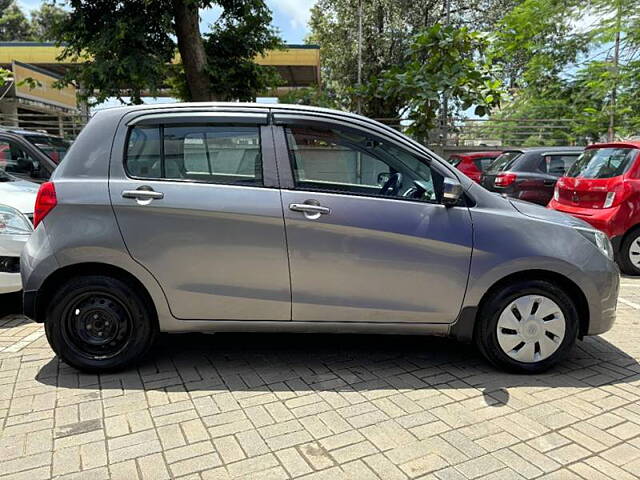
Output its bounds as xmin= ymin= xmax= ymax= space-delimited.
xmin=34 ymin=331 xmax=640 ymax=408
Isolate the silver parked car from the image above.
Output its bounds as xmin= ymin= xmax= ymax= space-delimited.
xmin=21 ymin=103 xmax=619 ymax=373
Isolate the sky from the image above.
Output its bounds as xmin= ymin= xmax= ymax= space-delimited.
xmin=17 ymin=0 xmax=315 ymax=44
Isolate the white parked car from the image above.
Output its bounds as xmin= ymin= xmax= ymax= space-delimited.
xmin=0 ymin=128 xmax=63 ymax=295
xmin=0 ymin=204 xmax=32 ymax=294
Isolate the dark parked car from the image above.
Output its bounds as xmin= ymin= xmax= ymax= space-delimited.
xmin=448 ymin=151 xmax=502 ymax=183
xmin=481 ymin=147 xmax=583 ymax=205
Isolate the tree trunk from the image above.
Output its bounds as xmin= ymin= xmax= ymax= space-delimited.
xmin=172 ymin=0 xmax=211 ymax=101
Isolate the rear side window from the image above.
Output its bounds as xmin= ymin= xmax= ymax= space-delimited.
xmin=538 ymin=154 xmax=579 ymax=176
xmin=566 ymin=148 xmax=638 ymax=179
xmin=126 ymin=124 xmax=262 ymax=186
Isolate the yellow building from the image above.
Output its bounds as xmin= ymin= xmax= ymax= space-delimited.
xmin=0 ymin=42 xmax=321 ymax=136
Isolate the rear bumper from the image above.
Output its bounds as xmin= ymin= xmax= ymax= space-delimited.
xmin=548 ymin=200 xmax=629 ymax=238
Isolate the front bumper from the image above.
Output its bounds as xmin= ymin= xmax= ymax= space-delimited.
xmin=0 ymin=234 xmax=29 ymax=294
xmin=568 ymin=256 xmax=620 ymax=337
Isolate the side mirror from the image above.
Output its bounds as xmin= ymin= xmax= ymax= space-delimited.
xmin=442 ymin=177 xmax=463 ymax=207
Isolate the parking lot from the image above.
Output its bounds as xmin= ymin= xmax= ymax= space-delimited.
xmin=0 ymin=277 xmax=639 ymax=480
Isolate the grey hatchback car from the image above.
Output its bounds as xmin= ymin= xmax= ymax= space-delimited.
xmin=21 ymin=103 xmax=619 ymax=373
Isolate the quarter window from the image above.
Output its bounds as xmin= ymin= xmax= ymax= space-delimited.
xmin=285 ymin=126 xmax=444 ymax=203
xmin=126 ymin=124 xmax=262 ymax=185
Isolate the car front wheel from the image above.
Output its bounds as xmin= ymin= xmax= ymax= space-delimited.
xmin=45 ymin=275 xmax=157 ymax=373
xmin=475 ymin=280 xmax=579 ymax=373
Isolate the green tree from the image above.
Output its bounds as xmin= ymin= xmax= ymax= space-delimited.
xmin=372 ymin=25 xmax=503 ymax=140
xmin=30 ymin=3 xmax=69 ymax=42
xmin=54 ymin=0 xmax=282 ymax=104
xmin=308 ymin=0 xmax=517 ymax=119
xmin=0 ymin=1 xmax=33 ymax=41
xmin=171 ymin=0 xmax=283 ymax=101
xmin=279 ymin=85 xmax=343 ymax=109
xmin=0 ymin=67 xmax=12 ymax=87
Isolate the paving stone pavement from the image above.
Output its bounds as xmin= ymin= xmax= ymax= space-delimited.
xmin=1 ymin=278 xmax=640 ymax=479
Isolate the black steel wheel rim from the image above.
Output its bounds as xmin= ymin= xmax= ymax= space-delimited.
xmin=61 ymin=292 xmax=133 ymax=360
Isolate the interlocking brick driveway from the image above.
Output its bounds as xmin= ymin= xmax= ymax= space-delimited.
xmin=1 ymin=278 xmax=640 ymax=480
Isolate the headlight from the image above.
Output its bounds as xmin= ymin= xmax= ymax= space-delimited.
xmin=0 ymin=205 xmax=33 ymax=235
xmin=576 ymin=227 xmax=614 ymax=261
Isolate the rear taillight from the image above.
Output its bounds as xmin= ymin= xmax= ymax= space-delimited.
xmin=495 ymin=173 xmax=517 ymax=187
xmin=602 ymin=181 xmax=630 ymax=209
xmin=553 ymin=184 xmax=560 ymax=201
xmin=33 ymin=182 xmax=57 ymax=228
xmin=603 ymin=192 xmax=616 ymax=208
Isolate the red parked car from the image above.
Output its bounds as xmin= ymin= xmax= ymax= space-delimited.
xmin=548 ymin=141 xmax=640 ymax=274
xmin=448 ymin=151 xmax=501 ymax=183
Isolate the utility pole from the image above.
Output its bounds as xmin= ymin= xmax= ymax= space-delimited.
xmin=608 ymin=0 xmax=622 ymax=142
xmin=356 ymin=0 xmax=363 ymax=114
xmin=441 ymin=0 xmax=451 ymax=148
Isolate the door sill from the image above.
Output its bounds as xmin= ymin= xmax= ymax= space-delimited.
xmin=160 ymin=318 xmax=451 ymax=336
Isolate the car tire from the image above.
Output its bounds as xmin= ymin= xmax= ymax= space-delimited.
xmin=618 ymin=228 xmax=640 ymax=275
xmin=45 ymin=275 xmax=157 ymax=373
xmin=475 ymin=279 xmax=579 ymax=374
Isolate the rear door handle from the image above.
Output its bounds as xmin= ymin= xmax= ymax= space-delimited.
xmin=122 ymin=188 xmax=164 ymax=200
xmin=289 ymin=203 xmax=331 ymax=215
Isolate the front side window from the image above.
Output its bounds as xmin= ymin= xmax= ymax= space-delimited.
xmin=566 ymin=148 xmax=638 ymax=179
xmin=126 ymin=124 xmax=262 ymax=185
xmin=285 ymin=126 xmax=443 ymax=203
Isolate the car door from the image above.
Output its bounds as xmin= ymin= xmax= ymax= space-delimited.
xmin=109 ymin=112 xmax=291 ymax=321
xmin=273 ymin=116 xmax=473 ymax=324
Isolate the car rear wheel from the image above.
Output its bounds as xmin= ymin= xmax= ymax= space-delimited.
xmin=619 ymin=228 xmax=640 ymax=275
xmin=475 ymin=280 xmax=579 ymax=373
xmin=45 ymin=275 xmax=157 ymax=373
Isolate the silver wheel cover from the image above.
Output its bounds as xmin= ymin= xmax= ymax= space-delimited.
xmin=496 ymin=295 xmax=566 ymax=363
xmin=628 ymin=233 xmax=640 ymax=268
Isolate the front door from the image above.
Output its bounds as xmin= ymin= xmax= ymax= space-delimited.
xmin=109 ymin=115 xmax=291 ymax=321
xmin=275 ymin=121 xmax=473 ymax=324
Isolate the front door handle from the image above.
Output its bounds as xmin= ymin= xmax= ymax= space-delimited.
xmin=122 ymin=187 xmax=164 ymax=200
xmin=289 ymin=202 xmax=331 ymax=220
xmin=289 ymin=203 xmax=331 ymax=215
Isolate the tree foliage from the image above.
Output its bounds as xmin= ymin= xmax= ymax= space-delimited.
xmin=307 ymin=0 xmax=517 ymax=119
xmin=0 ymin=1 xmax=33 ymax=41
xmin=371 ymin=25 xmax=503 ymax=140
xmin=53 ymin=0 xmax=282 ymax=105
xmin=30 ymin=3 xmax=69 ymax=42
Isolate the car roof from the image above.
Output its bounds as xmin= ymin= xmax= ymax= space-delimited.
xmin=587 ymin=141 xmax=640 ymax=150
xmin=0 ymin=127 xmax=63 ymax=139
xmin=502 ymin=146 xmax=584 ymax=154
xmin=451 ymin=151 xmax=502 ymax=158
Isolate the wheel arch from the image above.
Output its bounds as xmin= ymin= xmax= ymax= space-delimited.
xmin=451 ymin=269 xmax=590 ymax=341
xmin=33 ymin=262 xmax=159 ymax=326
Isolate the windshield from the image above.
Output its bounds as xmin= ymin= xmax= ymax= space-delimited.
xmin=565 ymin=148 xmax=637 ymax=178
xmin=25 ymin=135 xmax=71 ymax=164
xmin=486 ymin=151 xmax=522 ymax=173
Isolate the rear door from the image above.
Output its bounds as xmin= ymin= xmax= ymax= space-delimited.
xmin=273 ymin=115 xmax=473 ymax=324
xmin=109 ymin=112 xmax=291 ymax=321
